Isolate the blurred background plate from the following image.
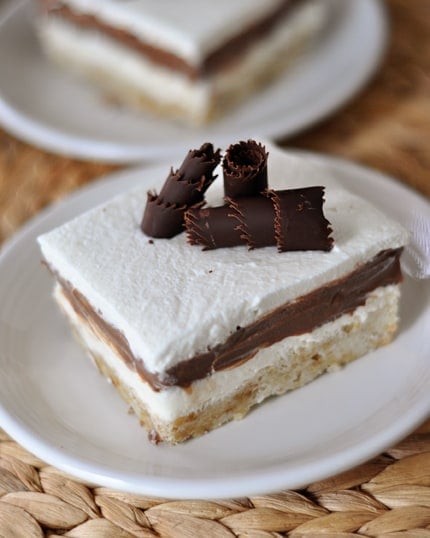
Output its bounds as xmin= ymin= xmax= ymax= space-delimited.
xmin=0 ymin=0 xmax=387 ymax=163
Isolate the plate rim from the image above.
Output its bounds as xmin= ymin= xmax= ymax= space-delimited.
xmin=0 ymin=0 xmax=388 ymax=163
xmin=0 ymin=150 xmax=429 ymax=499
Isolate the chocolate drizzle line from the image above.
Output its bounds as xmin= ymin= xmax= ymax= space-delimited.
xmin=223 ymin=140 xmax=268 ymax=198
xmin=185 ymin=188 xmax=333 ymax=251
xmin=59 ymin=249 xmax=403 ymax=390
xmin=141 ymin=143 xmax=221 ymax=239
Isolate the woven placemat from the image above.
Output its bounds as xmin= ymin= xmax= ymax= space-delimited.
xmin=0 ymin=0 xmax=429 ymax=535
xmin=0 ymin=419 xmax=429 ymax=537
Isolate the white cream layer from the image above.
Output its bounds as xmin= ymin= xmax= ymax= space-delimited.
xmin=38 ymin=147 xmax=409 ymax=378
xmin=37 ymin=3 xmax=326 ymax=122
xmin=51 ymin=0 xmax=331 ymax=65
xmin=55 ymin=283 xmax=400 ymax=422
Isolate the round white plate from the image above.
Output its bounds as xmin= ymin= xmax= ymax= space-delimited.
xmin=0 ymin=0 xmax=387 ymax=163
xmin=0 ymin=152 xmax=429 ymax=500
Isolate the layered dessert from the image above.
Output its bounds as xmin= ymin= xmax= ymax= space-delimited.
xmin=38 ymin=143 xmax=408 ymax=444
xmin=36 ymin=0 xmax=333 ymax=123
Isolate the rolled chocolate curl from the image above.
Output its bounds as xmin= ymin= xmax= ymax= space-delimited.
xmin=185 ymin=187 xmax=333 ymax=252
xmin=271 ymin=187 xmax=333 ymax=252
xmin=141 ymin=143 xmax=221 ymax=238
xmin=185 ymin=205 xmax=242 ymax=250
xmin=178 ymin=142 xmax=222 ymax=184
xmin=223 ymin=140 xmax=268 ymax=198
xmin=159 ymin=142 xmax=221 ymax=206
xmin=141 ymin=193 xmax=188 ymax=239
xmin=227 ymin=195 xmax=276 ymax=249
xmin=158 ymin=169 xmax=198 ymax=207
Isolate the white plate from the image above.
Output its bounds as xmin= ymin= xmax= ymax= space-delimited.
xmin=0 ymin=0 xmax=387 ymax=163
xmin=0 ymin=152 xmax=429 ymax=500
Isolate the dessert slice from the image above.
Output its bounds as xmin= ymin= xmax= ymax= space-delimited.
xmin=36 ymin=0 xmax=333 ymax=124
xmin=38 ymin=145 xmax=408 ymax=444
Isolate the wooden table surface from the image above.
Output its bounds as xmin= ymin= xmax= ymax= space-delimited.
xmin=0 ymin=0 xmax=429 ymax=536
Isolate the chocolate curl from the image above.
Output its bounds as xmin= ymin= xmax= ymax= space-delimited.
xmin=185 ymin=187 xmax=333 ymax=252
xmin=223 ymin=140 xmax=268 ymax=198
xmin=141 ymin=142 xmax=221 ymax=238
xmin=141 ymin=193 xmax=189 ymax=239
xmin=184 ymin=206 xmax=242 ymax=250
xmin=227 ymin=195 xmax=276 ymax=249
xmin=271 ymin=187 xmax=333 ymax=252
xmin=158 ymin=168 xmax=200 ymax=206
xmin=159 ymin=142 xmax=221 ymax=206
xmin=179 ymin=142 xmax=221 ymax=184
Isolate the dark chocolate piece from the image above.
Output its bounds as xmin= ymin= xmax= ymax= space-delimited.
xmin=185 ymin=188 xmax=333 ymax=252
xmin=141 ymin=193 xmax=187 ymax=239
xmin=141 ymin=143 xmax=221 ymax=238
xmin=179 ymin=142 xmax=221 ymax=182
xmin=227 ymin=195 xmax=276 ymax=249
xmin=159 ymin=143 xmax=221 ymax=205
xmin=223 ymin=140 xmax=268 ymax=198
xmin=185 ymin=205 xmax=242 ymax=250
xmin=271 ymin=187 xmax=334 ymax=252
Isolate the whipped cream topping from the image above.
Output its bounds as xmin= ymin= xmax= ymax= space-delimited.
xmin=38 ymin=147 xmax=409 ymax=377
xmin=50 ymin=0 xmax=324 ymax=65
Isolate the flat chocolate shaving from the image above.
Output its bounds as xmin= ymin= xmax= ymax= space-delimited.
xmin=184 ymin=206 xmax=242 ymax=250
xmin=185 ymin=187 xmax=333 ymax=252
xmin=223 ymin=140 xmax=268 ymax=198
xmin=271 ymin=187 xmax=333 ymax=252
xmin=141 ymin=142 xmax=221 ymax=238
